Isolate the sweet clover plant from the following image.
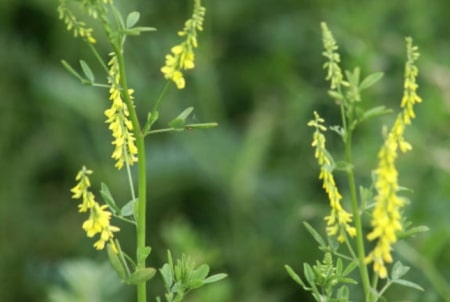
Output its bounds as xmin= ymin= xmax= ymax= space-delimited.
xmin=285 ymin=23 xmax=427 ymax=302
xmin=58 ymin=0 xmax=226 ymax=301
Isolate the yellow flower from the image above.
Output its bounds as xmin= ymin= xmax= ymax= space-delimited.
xmin=308 ymin=112 xmax=356 ymax=242
xmin=71 ymin=166 xmax=120 ymax=250
xmin=161 ymin=0 xmax=206 ymax=89
xmin=321 ymin=22 xmax=347 ymax=91
xmin=105 ymin=53 xmax=138 ymax=169
xmin=366 ymin=37 xmax=421 ymax=278
xmin=58 ymin=0 xmax=96 ymax=44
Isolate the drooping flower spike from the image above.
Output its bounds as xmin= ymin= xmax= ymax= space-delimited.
xmin=161 ymin=0 xmax=206 ymax=89
xmin=366 ymin=37 xmax=422 ymax=278
xmin=308 ymin=112 xmax=356 ymax=243
xmin=71 ymin=166 xmax=120 ymax=251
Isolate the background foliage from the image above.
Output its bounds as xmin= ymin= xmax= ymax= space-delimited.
xmin=1 ymin=0 xmax=450 ymax=301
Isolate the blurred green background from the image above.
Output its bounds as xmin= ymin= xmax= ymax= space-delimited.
xmin=1 ymin=0 xmax=450 ymax=301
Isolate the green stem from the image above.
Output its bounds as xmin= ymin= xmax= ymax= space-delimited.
xmin=344 ymin=128 xmax=372 ymax=302
xmin=153 ymin=81 xmax=171 ymax=114
xmin=86 ymin=42 xmax=110 ymax=74
xmin=115 ymin=47 xmax=148 ymax=302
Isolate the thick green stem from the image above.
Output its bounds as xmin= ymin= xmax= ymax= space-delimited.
xmin=115 ymin=49 xmax=148 ymax=302
xmin=344 ymin=129 xmax=372 ymax=302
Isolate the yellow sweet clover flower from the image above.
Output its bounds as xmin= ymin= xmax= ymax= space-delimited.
xmin=161 ymin=0 xmax=206 ymax=89
xmin=71 ymin=166 xmax=120 ymax=251
xmin=57 ymin=0 xmax=97 ymax=44
xmin=105 ymin=53 xmax=138 ymax=170
xmin=321 ymin=22 xmax=348 ymax=91
xmin=366 ymin=38 xmax=421 ymax=279
xmin=308 ymin=112 xmax=356 ymax=242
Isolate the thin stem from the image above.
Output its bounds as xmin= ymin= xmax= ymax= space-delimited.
xmin=343 ymin=234 xmax=357 ymax=260
xmin=147 ymin=128 xmax=177 ymax=135
xmin=86 ymin=42 xmax=110 ymax=74
xmin=114 ymin=214 xmax=136 ymax=225
xmin=125 ymin=159 xmax=136 ymax=201
xmin=152 ymin=80 xmax=171 ymax=114
xmin=344 ymin=128 xmax=372 ymax=302
xmin=114 ymin=46 xmax=148 ymax=302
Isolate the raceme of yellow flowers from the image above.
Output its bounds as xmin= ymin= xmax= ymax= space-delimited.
xmin=308 ymin=113 xmax=357 ymax=243
xmin=71 ymin=166 xmax=120 ymax=251
xmin=161 ymin=0 xmax=206 ymax=89
xmin=366 ymin=38 xmax=422 ymax=278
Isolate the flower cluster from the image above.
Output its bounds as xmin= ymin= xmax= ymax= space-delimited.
xmin=308 ymin=112 xmax=356 ymax=242
xmin=321 ymin=22 xmax=347 ymax=91
xmin=71 ymin=166 xmax=120 ymax=251
xmin=366 ymin=38 xmax=421 ymax=278
xmin=161 ymin=0 xmax=206 ymax=89
xmin=105 ymin=53 xmax=138 ymax=170
xmin=57 ymin=0 xmax=97 ymax=44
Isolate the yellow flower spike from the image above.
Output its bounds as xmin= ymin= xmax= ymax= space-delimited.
xmin=366 ymin=38 xmax=422 ymax=279
xmin=321 ymin=22 xmax=347 ymax=91
xmin=308 ymin=112 xmax=356 ymax=243
xmin=105 ymin=53 xmax=138 ymax=170
xmin=57 ymin=0 xmax=97 ymax=44
xmin=71 ymin=167 xmax=120 ymax=250
xmin=161 ymin=0 xmax=206 ymax=89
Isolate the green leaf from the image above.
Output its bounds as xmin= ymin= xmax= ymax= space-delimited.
xmin=342 ymin=260 xmax=358 ymax=276
xmin=106 ymin=242 xmax=128 ymax=281
xmin=185 ymin=122 xmax=218 ymax=130
xmin=138 ymin=246 xmax=151 ymax=263
xmin=337 ymin=285 xmax=349 ymax=300
xmin=126 ymin=11 xmax=140 ymax=28
xmin=126 ymin=267 xmax=157 ymax=285
xmin=61 ymin=60 xmax=84 ymax=82
xmin=100 ymin=183 xmax=121 ymax=215
xmin=124 ymin=27 xmax=157 ymax=36
xmin=336 ymin=258 xmax=343 ymax=275
xmin=398 ymin=225 xmax=430 ymax=239
xmin=160 ymin=263 xmax=174 ymax=288
xmin=285 ymin=265 xmax=307 ymax=288
xmin=191 ymin=264 xmax=209 ymax=281
xmin=121 ymin=198 xmax=137 ymax=217
xmin=203 ymin=273 xmax=227 ymax=284
xmin=359 ymin=72 xmax=384 ymax=90
xmin=169 ymin=107 xmax=194 ymax=129
xmin=339 ymin=277 xmax=358 ymax=285
xmin=391 ymin=279 xmax=424 ymax=291
xmin=143 ymin=111 xmax=159 ymax=134
xmin=111 ymin=5 xmax=125 ymax=31
xmin=360 ymin=106 xmax=393 ymax=122
xmin=79 ymin=60 xmax=94 ymax=83
xmin=303 ymin=222 xmax=326 ymax=248
xmin=345 ymin=67 xmax=360 ymax=87
xmin=328 ymin=90 xmax=344 ymax=101
xmin=303 ymin=263 xmax=316 ymax=283
xmin=391 ymin=261 xmax=410 ymax=279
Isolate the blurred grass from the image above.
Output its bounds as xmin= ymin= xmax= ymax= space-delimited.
xmin=1 ymin=0 xmax=449 ymax=301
